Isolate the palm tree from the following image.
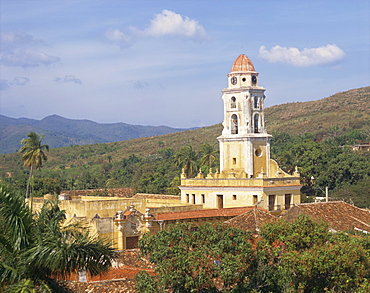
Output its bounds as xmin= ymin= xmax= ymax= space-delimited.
xmin=0 ymin=183 xmax=116 ymax=292
xmin=174 ymin=145 xmax=198 ymax=178
xmin=19 ymin=132 xmax=49 ymax=199
xmin=199 ymin=143 xmax=219 ymax=169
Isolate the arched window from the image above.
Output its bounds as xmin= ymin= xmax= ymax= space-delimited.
xmin=254 ymin=96 xmax=259 ymax=108
xmin=231 ymin=97 xmax=236 ymax=108
xmin=254 ymin=114 xmax=259 ymax=133
xmin=231 ymin=114 xmax=238 ymax=134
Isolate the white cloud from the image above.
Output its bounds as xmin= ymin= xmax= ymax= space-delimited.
xmin=258 ymin=44 xmax=345 ymax=66
xmin=105 ymin=29 xmax=134 ymax=49
xmin=55 ymin=75 xmax=82 ymax=84
xmin=105 ymin=10 xmax=208 ymax=49
xmin=10 ymin=76 xmax=30 ymax=86
xmin=0 ymin=32 xmax=60 ymax=67
xmin=0 ymin=76 xmax=30 ymax=90
xmin=1 ymin=32 xmax=42 ymax=51
xmin=1 ymin=49 xmax=60 ymax=67
xmin=143 ymin=10 xmax=208 ymax=41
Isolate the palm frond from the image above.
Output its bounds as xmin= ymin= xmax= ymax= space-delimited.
xmin=0 ymin=185 xmax=34 ymax=252
xmin=0 ymin=184 xmax=115 ymax=290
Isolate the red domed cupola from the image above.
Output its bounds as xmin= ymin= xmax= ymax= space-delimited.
xmin=231 ymin=54 xmax=256 ymax=72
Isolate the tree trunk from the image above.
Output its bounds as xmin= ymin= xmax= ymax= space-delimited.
xmin=26 ymin=165 xmax=33 ymax=198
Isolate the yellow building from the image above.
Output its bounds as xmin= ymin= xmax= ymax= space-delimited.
xmin=179 ymin=54 xmax=301 ymax=212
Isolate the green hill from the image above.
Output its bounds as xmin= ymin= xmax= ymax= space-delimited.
xmin=1 ymin=87 xmax=369 ymax=173
xmin=0 ymin=114 xmax=187 ymax=154
xmin=265 ymin=87 xmax=370 ymax=137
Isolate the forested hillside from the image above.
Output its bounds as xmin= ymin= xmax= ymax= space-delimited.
xmin=0 ymin=114 xmax=187 ymax=153
xmin=0 ymin=87 xmax=369 ymax=206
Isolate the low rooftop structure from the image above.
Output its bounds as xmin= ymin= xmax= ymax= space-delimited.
xmin=155 ymin=206 xmax=255 ymax=223
xmin=352 ymin=142 xmax=370 ymax=151
xmin=224 ymin=208 xmax=277 ymax=233
xmin=133 ymin=193 xmax=181 ymax=200
xmin=284 ymin=201 xmax=370 ymax=233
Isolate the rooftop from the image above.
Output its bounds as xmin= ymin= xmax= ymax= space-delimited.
xmin=284 ymin=201 xmax=370 ymax=232
xmin=155 ymin=206 xmax=254 ymax=221
xmin=224 ymin=208 xmax=277 ymax=233
xmin=132 ymin=193 xmax=181 ymax=200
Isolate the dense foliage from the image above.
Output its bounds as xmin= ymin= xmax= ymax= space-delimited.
xmin=1 ymin=126 xmax=370 ymax=206
xmin=0 ymin=183 xmax=116 ymax=292
xmin=137 ymin=223 xmax=253 ymax=293
xmin=136 ymin=217 xmax=370 ymax=293
xmin=2 ymin=142 xmax=220 ymax=197
xmin=271 ymin=130 xmax=370 ymax=206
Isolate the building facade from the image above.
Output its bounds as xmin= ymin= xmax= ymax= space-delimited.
xmin=179 ymin=54 xmax=301 ymax=211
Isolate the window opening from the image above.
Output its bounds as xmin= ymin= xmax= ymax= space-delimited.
xmin=231 ymin=114 xmax=238 ymax=134
xmin=217 ymin=195 xmax=224 ymax=209
xmin=232 ymin=194 xmax=237 ymax=200
xmin=231 ymin=97 xmax=236 ymax=108
xmin=233 ymin=158 xmax=237 ymax=165
xmin=254 ymin=114 xmax=259 ymax=133
xmin=126 ymin=236 xmax=139 ymax=249
xmin=268 ymin=195 xmax=276 ymax=211
xmin=254 ymin=96 xmax=259 ymax=108
xmin=253 ymin=195 xmax=258 ymax=205
xmin=285 ymin=194 xmax=292 ymax=210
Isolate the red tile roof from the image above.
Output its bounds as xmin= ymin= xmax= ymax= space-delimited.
xmin=133 ymin=193 xmax=181 ymax=200
xmin=224 ymin=208 xmax=277 ymax=233
xmin=231 ymin=54 xmax=256 ymax=72
xmin=155 ymin=207 xmax=254 ymax=221
xmin=284 ymin=201 xmax=370 ymax=232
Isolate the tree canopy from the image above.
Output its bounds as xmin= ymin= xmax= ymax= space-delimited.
xmin=136 ymin=216 xmax=370 ymax=293
xmin=2 ymin=129 xmax=370 ymax=207
xmin=137 ymin=222 xmax=253 ymax=293
xmin=19 ymin=132 xmax=49 ymax=198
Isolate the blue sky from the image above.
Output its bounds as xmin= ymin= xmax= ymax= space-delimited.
xmin=1 ymin=0 xmax=369 ymax=128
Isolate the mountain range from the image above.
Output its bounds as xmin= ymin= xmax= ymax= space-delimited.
xmin=0 ymin=115 xmax=187 ymax=154
xmin=1 ymin=86 xmax=369 ymax=155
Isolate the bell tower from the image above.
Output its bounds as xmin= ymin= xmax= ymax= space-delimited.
xmin=218 ymin=54 xmax=271 ymax=178
xmin=180 ymin=54 xmax=301 ymax=211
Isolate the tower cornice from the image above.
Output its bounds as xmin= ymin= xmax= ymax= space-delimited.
xmin=222 ymin=87 xmax=265 ymax=94
xmin=217 ymin=133 xmax=272 ymax=142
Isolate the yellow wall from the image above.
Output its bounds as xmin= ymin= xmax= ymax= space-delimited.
xmin=222 ymin=141 xmax=246 ymax=172
xmin=33 ymin=196 xmax=184 ymax=220
xmin=252 ymin=141 xmax=268 ymax=176
xmin=31 ymin=196 xmax=186 ymax=250
xmin=179 ymin=185 xmax=300 ymax=211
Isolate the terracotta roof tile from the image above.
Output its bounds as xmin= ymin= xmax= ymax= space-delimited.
xmin=231 ymin=54 xmax=256 ymax=72
xmin=133 ymin=193 xmax=180 ymax=200
xmin=224 ymin=208 xmax=277 ymax=232
xmin=155 ymin=207 xmax=254 ymax=221
xmin=284 ymin=201 xmax=370 ymax=232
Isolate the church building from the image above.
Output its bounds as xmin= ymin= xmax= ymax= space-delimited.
xmin=179 ymin=54 xmax=301 ymax=212
xmin=32 ymin=54 xmax=303 ymax=250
